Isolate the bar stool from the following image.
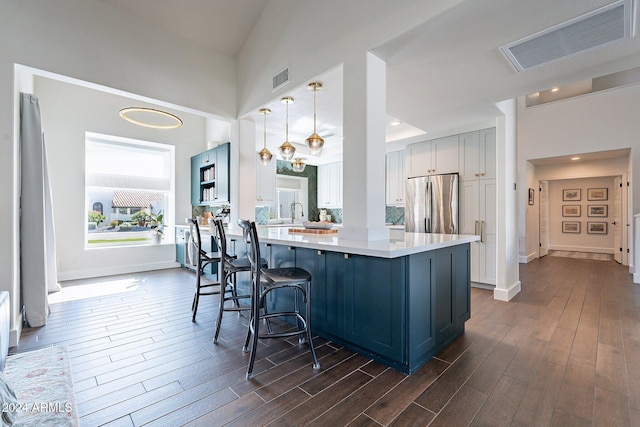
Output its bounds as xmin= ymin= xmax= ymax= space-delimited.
xmin=187 ymin=218 xmax=221 ymax=322
xmin=210 ymin=217 xmax=267 ymax=343
xmin=238 ymin=219 xmax=320 ymax=379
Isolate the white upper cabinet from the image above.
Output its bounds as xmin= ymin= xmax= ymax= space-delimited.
xmin=460 ymin=128 xmax=496 ymax=181
xmin=256 ymin=157 xmax=276 ymax=203
xmin=406 ymin=135 xmax=459 ymax=178
xmin=318 ymin=162 xmax=343 ymax=208
xmin=386 ymin=150 xmax=406 ymax=205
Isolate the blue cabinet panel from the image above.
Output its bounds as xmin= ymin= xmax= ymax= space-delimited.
xmin=344 ymin=255 xmax=405 ymax=362
xmin=407 ymin=250 xmax=436 ymax=369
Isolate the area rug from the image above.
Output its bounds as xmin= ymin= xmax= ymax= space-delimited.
xmin=549 ymin=250 xmax=612 ymax=261
xmin=3 ymin=346 xmax=79 ymax=426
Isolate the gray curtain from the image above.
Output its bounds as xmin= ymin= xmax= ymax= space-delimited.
xmin=20 ymin=93 xmax=60 ymax=328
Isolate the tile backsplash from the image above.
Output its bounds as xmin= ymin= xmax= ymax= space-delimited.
xmin=385 ymin=206 xmax=405 ymax=225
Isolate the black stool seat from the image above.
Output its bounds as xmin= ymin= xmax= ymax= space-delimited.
xmin=260 ymin=267 xmax=311 ymax=284
xmin=238 ymin=219 xmax=320 ymax=379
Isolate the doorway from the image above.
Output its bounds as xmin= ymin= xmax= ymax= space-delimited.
xmin=537 ymin=175 xmax=627 ymax=265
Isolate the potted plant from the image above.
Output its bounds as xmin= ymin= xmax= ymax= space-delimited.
xmin=149 ymin=211 xmax=164 ymax=244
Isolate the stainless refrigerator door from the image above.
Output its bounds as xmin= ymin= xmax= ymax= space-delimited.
xmin=405 ymin=176 xmax=430 ymax=232
xmin=430 ymin=174 xmax=458 ymax=234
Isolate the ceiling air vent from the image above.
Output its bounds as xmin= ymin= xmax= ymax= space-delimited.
xmin=500 ymin=0 xmax=635 ymax=72
xmin=272 ymin=66 xmax=290 ymax=91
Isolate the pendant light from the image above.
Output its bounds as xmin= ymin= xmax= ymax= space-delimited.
xmin=291 ymin=157 xmax=306 ymax=173
xmin=278 ymin=96 xmax=296 ymax=160
xmin=257 ymin=108 xmax=273 ymax=165
xmin=305 ymin=82 xmax=324 ymax=155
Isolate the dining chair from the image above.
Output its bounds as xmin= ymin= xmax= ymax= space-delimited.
xmin=187 ymin=218 xmax=221 ymax=322
xmin=238 ymin=219 xmax=320 ymax=379
xmin=210 ymin=217 xmax=267 ymax=343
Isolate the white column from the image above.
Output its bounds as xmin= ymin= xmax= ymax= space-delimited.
xmin=494 ymin=99 xmax=521 ymax=301
xmin=340 ymin=52 xmax=390 ymax=241
xmin=232 ymin=118 xmax=258 ymax=225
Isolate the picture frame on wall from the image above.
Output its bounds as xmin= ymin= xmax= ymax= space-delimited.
xmin=587 ymin=188 xmax=608 ymax=201
xmin=587 ymin=222 xmax=608 ymax=234
xmin=587 ymin=205 xmax=608 ymax=217
xmin=563 ymin=189 xmax=581 ymax=201
xmin=562 ymin=221 xmax=581 ymax=233
xmin=528 ymin=188 xmax=534 ymax=205
xmin=562 ymin=205 xmax=581 ymax=217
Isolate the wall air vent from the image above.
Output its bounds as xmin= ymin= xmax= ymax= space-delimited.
xmin=272 ymin=66 xmax=290 ymax=91
xmin=500 ymin=0 xmax=635 ymax=72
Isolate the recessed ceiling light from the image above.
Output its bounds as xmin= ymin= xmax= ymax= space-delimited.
xmin=390 ymin=120 xmax=402 ymax=126
xmin=571 ymin=156 xmax=581 ymax=161
xmin=551 ymin=87 xmax=559 ymax=92
xmin=119 ymin=107 xmax=183 ymax=129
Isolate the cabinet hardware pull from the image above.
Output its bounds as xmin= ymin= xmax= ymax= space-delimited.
xmin=344 ymin=254 xmax=350 ymax=259
xmin=317 ymin=250 xmax=323 ymax=255
xmin=474 ymin=220 xmax=479 ymax=236
xmin=480 ymin=220 xmax=485 ymax=243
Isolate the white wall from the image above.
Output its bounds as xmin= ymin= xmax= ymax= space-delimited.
xmin=1 ymin=0 xmax=236 ymax=344
xmin=35 ymin=77 xmax=208 ymax=280
xmin=548 ymin=177 xmax=615 ymax=252
xmin=518 ymin=83 xmax=640 ymax=272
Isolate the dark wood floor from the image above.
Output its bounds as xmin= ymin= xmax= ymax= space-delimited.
xmin=11 ymin=254 xmax=640 ymax=426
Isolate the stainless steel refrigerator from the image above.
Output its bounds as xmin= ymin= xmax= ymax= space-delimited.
xmin=405 ymin=174 xmax=459 ymax=233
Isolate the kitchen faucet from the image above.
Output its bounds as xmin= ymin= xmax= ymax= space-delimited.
xmin=291 ymin=202 xmax=304 ymax=223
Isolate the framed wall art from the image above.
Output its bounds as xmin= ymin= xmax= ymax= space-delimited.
xmin=563 ymin=189 xmax=581 ymax=201
xmin=587 ymin=221 xmax=607 ymax=234
xmin=562 ymin=221 xmax=581 ymax=234
xmin=587 ymin=188 xmax=608 ymax=201
xmin=562 ymin=205 xmax=581 ymax=217
xmin=587 ymin=205 xmax=608 ymax=217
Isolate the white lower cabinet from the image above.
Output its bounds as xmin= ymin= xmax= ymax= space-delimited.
xmin=460 ymin=179 xmax=496 ymax=285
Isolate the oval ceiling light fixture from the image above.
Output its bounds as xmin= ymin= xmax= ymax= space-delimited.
xmin=305 ymin=82 xmax=324 ymax=155
xmin=278 ymin=96 xmax=296 ymax=161
xmin=291 ymin=157 xmax=306 ymax=173
xmin=257 ymin=108 xmax=273 ymax=165
xmin=571 ymin=156 xmax=581 ymax=161
xmin=119 ymin=107 xmax=183 ymax=129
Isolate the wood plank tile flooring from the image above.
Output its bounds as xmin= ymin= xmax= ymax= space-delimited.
xmin=11 ymin=254 xmax=640 ymax=426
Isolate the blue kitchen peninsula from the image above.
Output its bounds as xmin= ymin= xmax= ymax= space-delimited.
xmin=223 ymin=226 xmax=479 ymax=374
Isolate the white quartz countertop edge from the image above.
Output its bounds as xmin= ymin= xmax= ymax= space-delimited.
xmin=214 ymin=225 xmax=479 ymax=258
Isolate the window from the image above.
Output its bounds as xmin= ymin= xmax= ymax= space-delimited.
xmin=85 ymin=133 xmax=174 ymax=248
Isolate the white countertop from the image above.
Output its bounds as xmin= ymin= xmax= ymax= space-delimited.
xmin=218 ymin=225 xmax=478 ymax=258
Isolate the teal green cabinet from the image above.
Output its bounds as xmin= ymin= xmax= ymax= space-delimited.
xmin=190 ymin=142 xmax=230 ymax=206
xmin=251 ymin=240 xmax=470 ymax=374
xmin=344 ymin=254 xmax=405 ymax=362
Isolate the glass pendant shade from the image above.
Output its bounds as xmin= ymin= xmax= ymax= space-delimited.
xmin=291 ymin=158 xmax=306 ymax=173
xmin=305 ymin=133 xmax=324 ymax=155
xmin=305 ymin=82 xmax=324 ymax=155
xmin=258 ymin=147 xmax=273 ymax=165
xmin=278 ymin=141 xmax=296 ymax=161
xmin=278 ymin=96 xmax=296 ymax=160
xmin=257 ymin=108 xmax=273 ymax=165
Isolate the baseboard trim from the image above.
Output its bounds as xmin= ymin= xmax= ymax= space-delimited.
xmin=549 ymin=245 xmax=614 ymax=254
xmin=57 ymin=261 xmax=180 ymax=282
xmin=518 ymin=251 xmax=538 ymax=264
xmin=494 ymin=280 xmax=521 ymax=301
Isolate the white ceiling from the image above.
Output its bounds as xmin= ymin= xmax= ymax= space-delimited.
xmin=100 ymin=0 xmax=640 ymax=165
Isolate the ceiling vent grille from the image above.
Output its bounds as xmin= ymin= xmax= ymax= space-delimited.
xmin=272 ymin=66 xmax=290 ymax=91
xmin=500 ymin=0 xmax=634 ymax=72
